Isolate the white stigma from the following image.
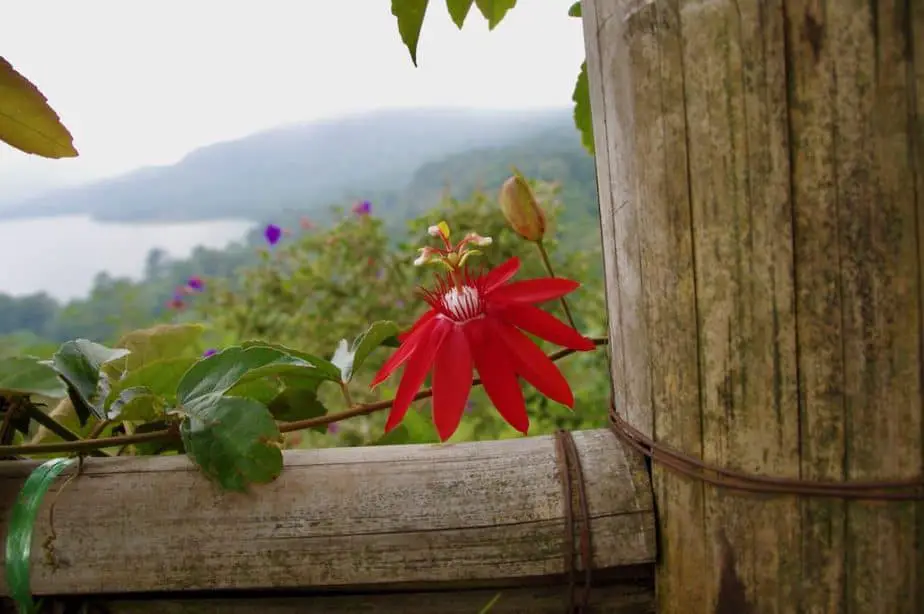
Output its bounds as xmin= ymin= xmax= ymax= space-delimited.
xmin=466 ymin=232 xmax=493 ymax=247
xmin=441 ymin=285 xmax=481 ymax=321
xmin=427 ymin=225 xmax=443 ymax=237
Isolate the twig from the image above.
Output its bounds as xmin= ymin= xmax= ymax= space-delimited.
xmin=535 ymin=240 xmax=578 ymax=330
xmin=0 ymin=336 xmax=608 ymax=456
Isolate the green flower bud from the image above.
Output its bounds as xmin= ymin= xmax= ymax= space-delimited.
xmin=499 ymin=175 xmax=546 ymax=242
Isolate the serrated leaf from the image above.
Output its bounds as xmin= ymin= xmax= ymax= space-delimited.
xmin=105 ymin=357 xmax=197 ymax=411
xmin=474 ymin=0 xmax=516 ymax=29
xmin=239 ymin=341 xmax=341 ymax=381
xmin=0 ymin=356 xmax=66 ymax=398
xmin=5 ymin=457 xmax=77 ymax=614
xmin=567 ymin=1 xmax=581 ymax=17
xmin=49 ymin=340 xmax=130 ymax=424
xmin=107 ymin=323 xmax=206 ymax=376
xmin=180 ymin=396 xmax=283 ymax=491
xmin=392 ymin=0 xmax=430 ymax=66
xmin=268 ymin=380 xmax=328 ymax=426
xmin=108 ymin=386 xmax=165 ymax=421
xmin=446 ymin=0 xmax=474 ymax=28
xmin=572 ymin=61 xmax=594 ymax=155
xmin=0 ymin=57 xmax=78 ymax=159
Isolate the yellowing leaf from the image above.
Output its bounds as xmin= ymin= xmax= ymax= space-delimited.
xmin=392 ymin=0 xmax=431 ymax=67
xmin=0 ymin=57 xmax=77 ymax=159
xmin=474 ymin=0 xmax=517 ymax=30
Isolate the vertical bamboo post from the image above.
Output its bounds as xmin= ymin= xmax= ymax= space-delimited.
xmin=581 ymin=1 xmax=923 ymax=612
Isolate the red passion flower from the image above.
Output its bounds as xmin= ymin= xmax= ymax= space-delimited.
xmin=371 ymin=255 xmax=596 ymax=441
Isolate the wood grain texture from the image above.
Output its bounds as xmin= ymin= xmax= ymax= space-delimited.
xmin=0 ymin=430 xmax=655 ymax=596
xmin=63 ymin=583 xmax=655 ymax=614
xmin=583 ymin=0 xmax=923 ymax=612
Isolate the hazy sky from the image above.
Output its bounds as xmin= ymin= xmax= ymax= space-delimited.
xmin=0 ymin=1 xmax=586 ymax=197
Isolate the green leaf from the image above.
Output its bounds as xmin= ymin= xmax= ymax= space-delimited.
xmin=479 ymin=593 xmax=503 ymax=614
xmin=268 ymin=380 xmax=328 ymax=426
xmin=567 ymin=2 xmax=581 ymax=17
xmin=107 ymin=323 xmax=205 ymax=376
xmin=227 ymin=378 xmax=281 ymax=406
xmin=5 ymin=457 xmax=78 ymax=614
xmin=446 ymin=0 xmax=474 ymax=28
xmin=331 ymin=321 xmax=402 ymax=383
xmin=106 ymin=357 xmax=198 ymax=410
xmin=572 ymin=61 xmax=595 ymax=155
xmin=180 ymin=396 xmax=283 ymax=491
xmin=474 ymin=0 xmax=516 ymax=29
xmin=108 ymin=386 xmax=165 ymax=422
xmin=392 ymin=0 xmax=430 ymax=66
xmin=0 ymin=356 xmax=66 ymax=398
xmin=374 ymin=409 xmax=436 ymax=445
xmin=239 ymin=341 xmax=341 ymax=382
xmin=49 ymin=340 xmax=130 ymax=424
xmin=0 ymin=57 xmax=78 ymax=159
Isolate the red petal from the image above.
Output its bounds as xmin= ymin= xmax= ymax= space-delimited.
xmin=465 ymin=319 xmax=529 ymax=435
xmin=371 ymin=316 xmax=438 ymax=388
xmin=482 ymin=257 xmax=521 ymax=292
xmin=431 ymin=325 xmax=473 ymax=441
xmin=385 ymin=319 xmax=451 ymax=432
xmin=502 ymin=304 xmax=596 ymax=351
xmin=397 ymin=309 xmax=436 ymax=342
xmin=488 ymin=277 xmax=581 ymax=305
xmin=488 ymin=318 xmax=574 ymax=407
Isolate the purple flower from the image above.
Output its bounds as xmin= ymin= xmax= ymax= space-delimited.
xmin=395 ymin=300 xmax=405 ymax=309
xmin=264 ymin=223 xmax=282 ymax=245
xmin=352 ymin=200 xmax=372 ymax=216
xmin=327 ymin=422 xmax=340 ymax=434
xmin=203 ymin=348 xmax=217 ymax=357
xmin=465 ymin=400 xmax=474 ymax=414
xmin=187 ymin=276 xmax=204 ymax=291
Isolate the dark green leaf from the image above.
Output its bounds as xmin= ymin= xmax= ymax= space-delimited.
xmin=572 ymin=61 xmax=594 ymax=155
xmin=446 ymin=0 xmax=474 ymax=28
xmin=0 ymin=57 xmax=78 ymax=159
xmin=108 ymin=386 xmax=165 ymax=422
xmin=5 ymin=457 xmax=78 ymax=614
xmin=0 ymin=356 xmax=65 ymax=398
xmin=105 ymin=357 xmax=198 ymax=411
xmin=567 ymin=1 xmax=581 ymax=17
xmin=227 ymin=378 xmax=281 ymax=406
xmin=176 ymin=345 xmax=336 ymax=410
xmin=391 ymin=0 xmax=430 ymax=66
xmin=268 ymin=380 xmax=328 ymax=426
xmin=240 ymin=341 xmax=341 ymax=381
xmin=474 ymin=0 xmax=516 ymax=29
xmin=372 ymin=424 xmax=411 ymax=446
xmin=180 ymin=396 xmax=283 ymax=491
xmin=49 ymin=340 xmax=130 ymax=424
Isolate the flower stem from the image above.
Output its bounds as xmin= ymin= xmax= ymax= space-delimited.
xmin=535 ymin=240 xmax=578 ymax=330
xmin=339 ymin=381 xmax=354 ymax=409
xmin=0 ymin=337 xmax=608 ymax=457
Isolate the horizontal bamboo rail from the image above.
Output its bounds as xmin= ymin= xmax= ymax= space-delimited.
xmin=0 ymin=429 xmax=655 ymax=612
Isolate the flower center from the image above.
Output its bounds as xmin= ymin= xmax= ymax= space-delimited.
xmin=441 ymin=285 xmax=482 ymax=322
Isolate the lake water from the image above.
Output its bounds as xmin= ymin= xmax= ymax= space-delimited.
xmin=0 ymin=215 xmax=255 ymax=301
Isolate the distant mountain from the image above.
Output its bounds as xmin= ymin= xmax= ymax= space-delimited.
xmin=0 ymin=107 xmax=581 ymax=223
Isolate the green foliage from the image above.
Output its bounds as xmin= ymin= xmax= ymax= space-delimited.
xmin=391 ymin=0 xmax=430 ymax=66
xmin=0 ymin=57 xmax=77 ymax=159
xmin=572 ymin=62 xmax=594 ymax=155
xmin=331 ymin=321 xmax=401 ymax=383
xmin=0 ymin=356 xmax=65 ymax=398
xmin=446 ymin=0 xmax=474 ymax=28
xmin=474 ymin=0 xmax=517 ymax=29
xmin=48 ymin=340 xmax=129 ymax=424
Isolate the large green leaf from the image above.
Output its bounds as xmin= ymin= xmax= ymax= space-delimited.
xmin=106 ymin=323 xmax=205 ymax=376
xmin=105 ymin=357 xmax=198 ymax=410
xmin=0 ymin=356 xmax=66 ymax=398
xmin=392 ymin=0 xmax=430 ymax=66
xmin=330 ymin=320 xmax=401 ymax=383
xmin=180 ymin=396 xmax=282 ymax=491
xmin=568 ymin=2 xmax=581 ymax=17
xmin=474 ymin=0 xmax=516 ymax=29
xmin=0 ymin=57 xmax=78 ymax=159
xmin=5 ymin=457 xmax=78 ymax=614
xmin=446 ymin=0 xmax=474 ymax=28
xmin=48 ymin=340 xmax=130 ymax=424
xmin=239 ymin=341 xmax=341 ymax=381
xmin=572 ymin=61 xmax=594 ymax=155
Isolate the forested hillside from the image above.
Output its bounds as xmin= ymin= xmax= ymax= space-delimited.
xmin=0 ymin=114 xmax=599 ymax=349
